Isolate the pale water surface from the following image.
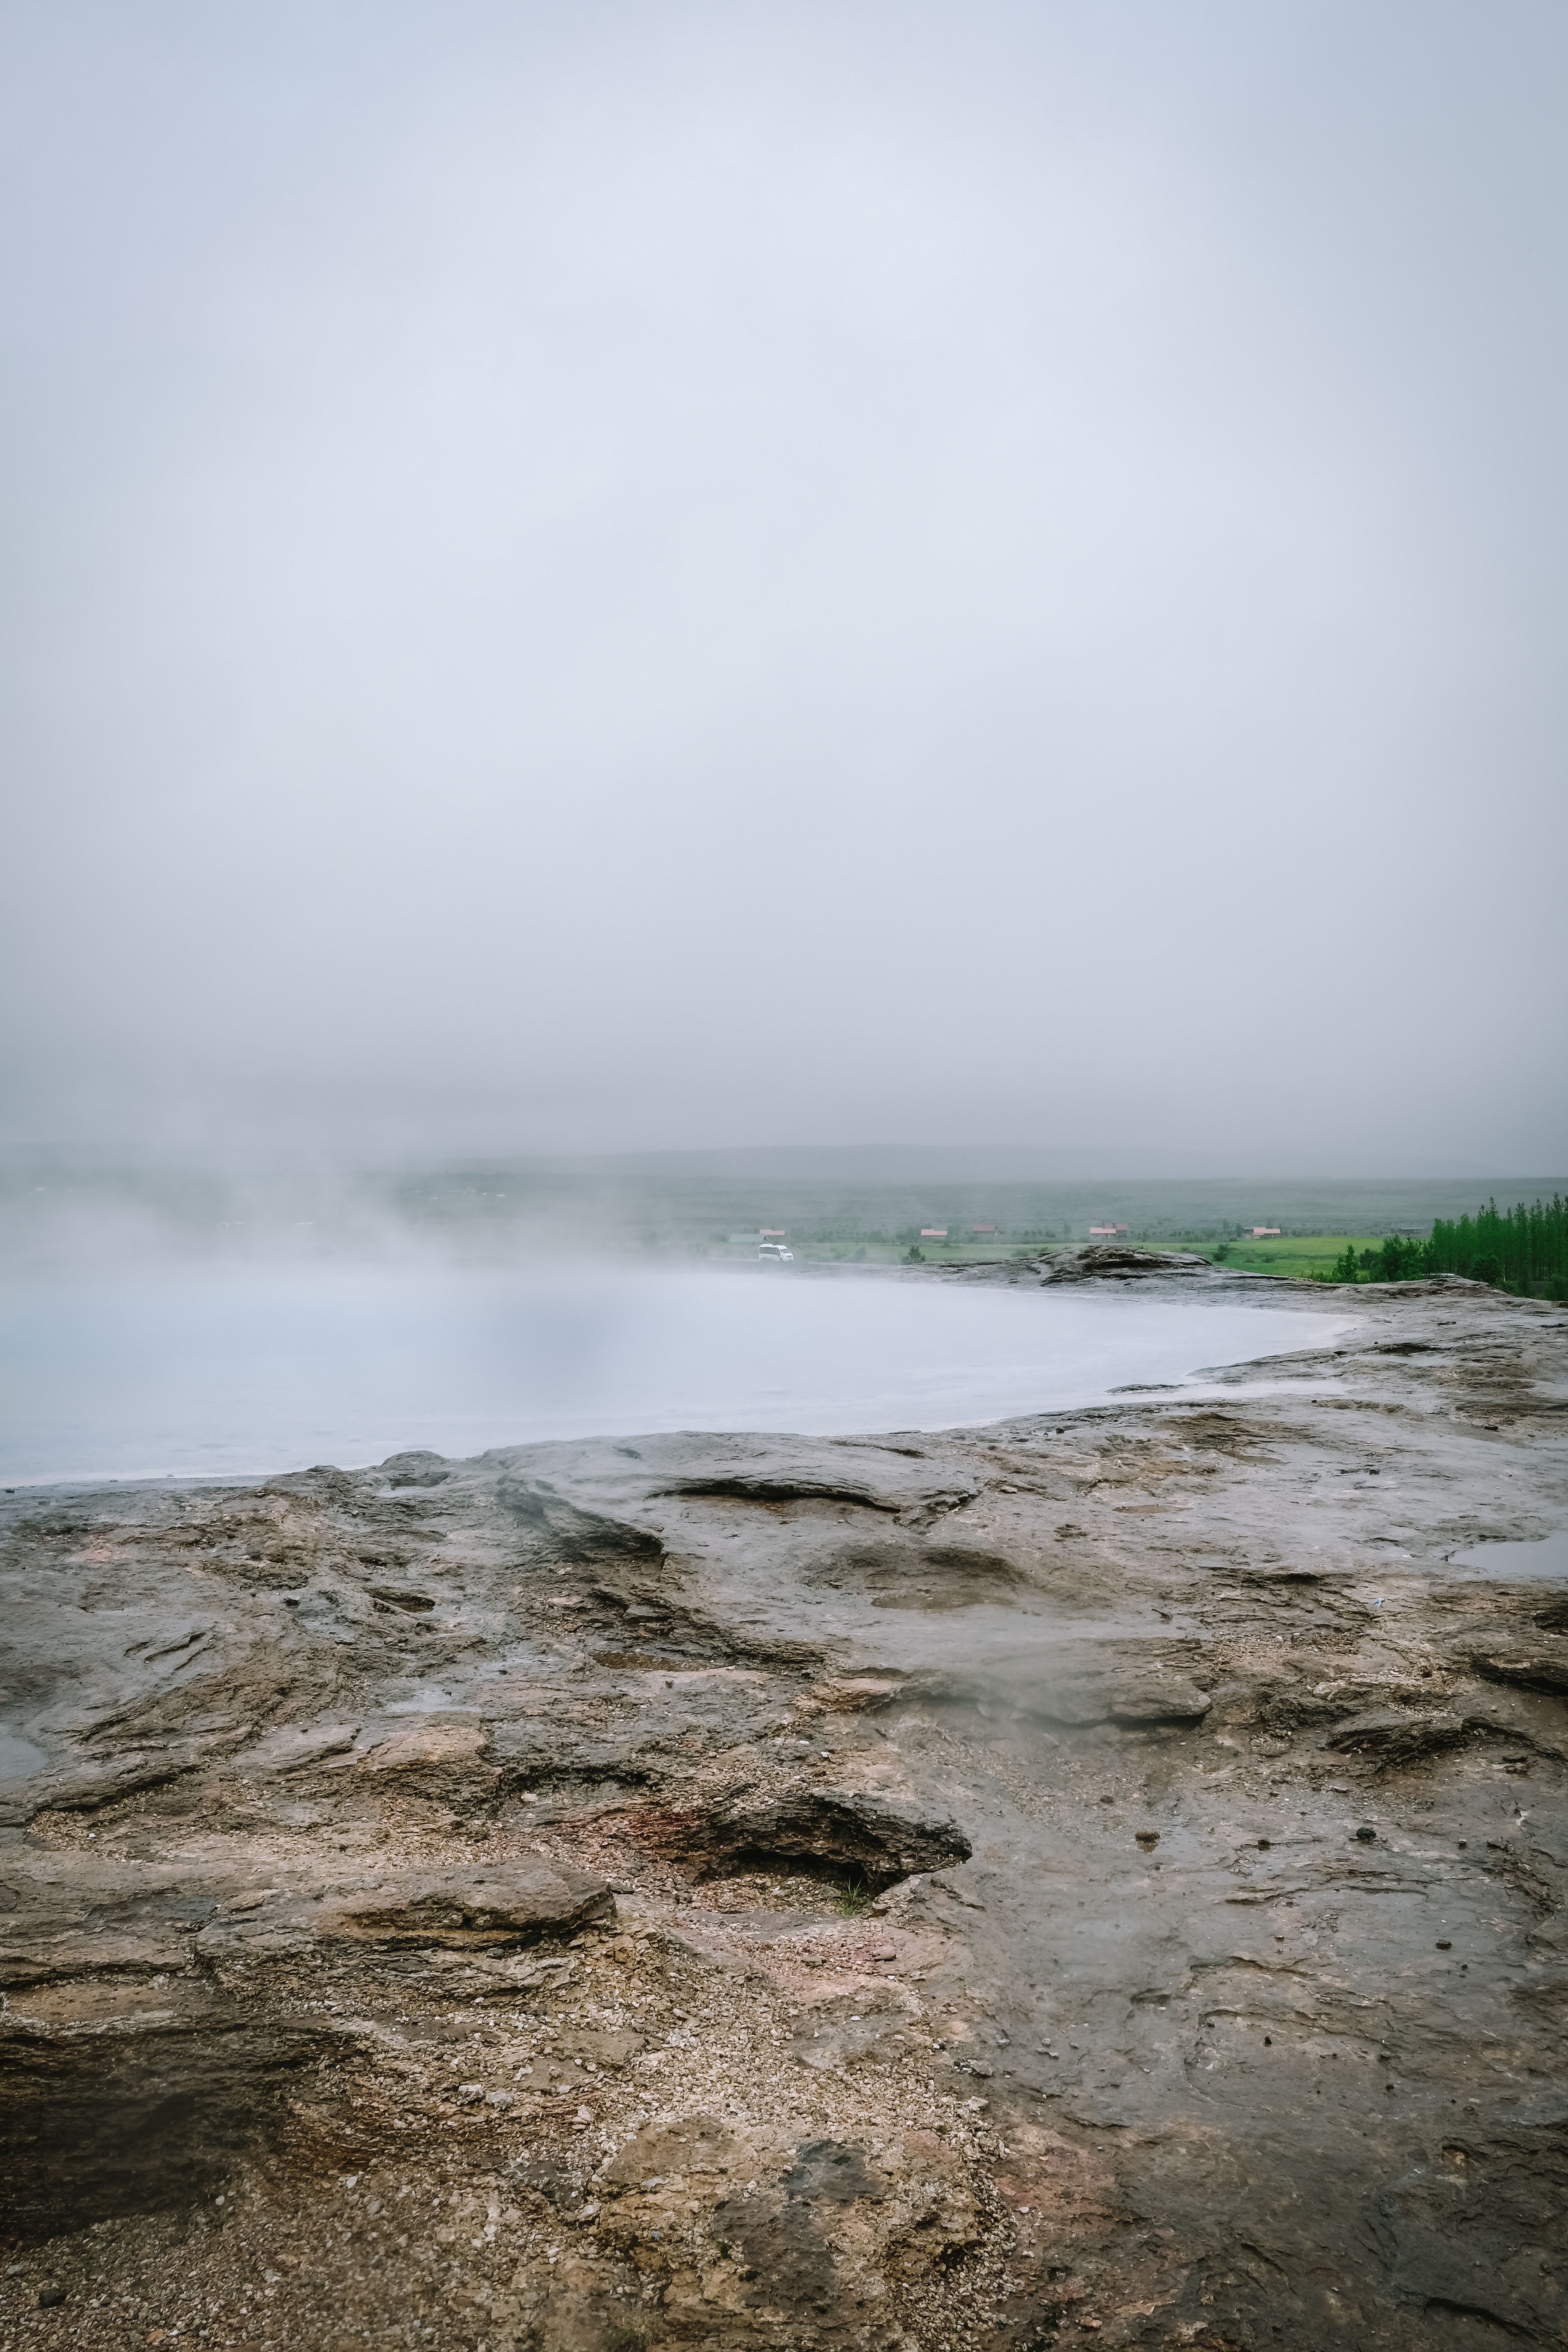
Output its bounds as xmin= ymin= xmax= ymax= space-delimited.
xmin=1446 ymin=1530 xmax=1568 ymax=1580
xmin=1 ymin=1263 xmax=1344 ymax=1485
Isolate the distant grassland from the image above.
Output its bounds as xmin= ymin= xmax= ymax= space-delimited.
xmin=1201 ymin=1235 xmax=1386 ymax=1278
xmin=784 ymin=1232 xmax=1388 ymax=1277
xmin=753 ymin=1232 xmax=1388 ymax=1274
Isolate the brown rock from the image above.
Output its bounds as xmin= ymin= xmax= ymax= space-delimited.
xmin=313 ymin=1859 xmax=614 ymax=1946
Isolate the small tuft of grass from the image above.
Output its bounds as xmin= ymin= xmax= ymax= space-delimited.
xmin=834 ymin=1876 xmax=877 ymax=1916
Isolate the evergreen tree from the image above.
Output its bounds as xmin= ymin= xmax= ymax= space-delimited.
xmin=1424 ymin=1195 xmax=1566 ymax=1291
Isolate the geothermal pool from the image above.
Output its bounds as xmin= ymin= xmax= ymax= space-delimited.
xmin=0 ymin=1261 xmax=1348 ymax=1485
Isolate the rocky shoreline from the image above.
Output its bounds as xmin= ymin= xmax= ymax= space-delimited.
xmin=2 ymin=1261 xmax=1565 ymax=2349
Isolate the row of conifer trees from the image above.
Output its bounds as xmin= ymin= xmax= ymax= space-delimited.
xmin=1321 ymin=1196 xmax=1568 ymax=1294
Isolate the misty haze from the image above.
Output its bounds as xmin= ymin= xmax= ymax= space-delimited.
xmin=2 ymin=7 xmax=1566 ymax=2350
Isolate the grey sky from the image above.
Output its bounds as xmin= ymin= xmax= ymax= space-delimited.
xmin=4 ymin=1 xmax=1564 ymax=1172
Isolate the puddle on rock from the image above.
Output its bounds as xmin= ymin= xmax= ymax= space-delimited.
xmin=1443 ymin=1530 xmax=1568 ymax=1580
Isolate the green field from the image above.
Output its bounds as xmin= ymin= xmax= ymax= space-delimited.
xmin=719 ymin=1232 xmax=1394 ymax=1276
xmin=1196 ymin=1234 xmax=1388 ymax=1280
xmin=754 ymin=1232 xmax=1407 ymax=1279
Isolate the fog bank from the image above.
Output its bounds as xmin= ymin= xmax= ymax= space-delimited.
xmin=3 ymin=2 xmax=1564 ymax=1168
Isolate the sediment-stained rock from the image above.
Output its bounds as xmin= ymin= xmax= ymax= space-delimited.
xmin=312 ymin=1859 xmax=615 ymax=1945
xmin=1036 ymin=1243 xmax=1213 ymax=1279
xmin=1323 ymin=1707 xmax=1470 ymax=1762
xmin=1465 ymin=1635 xmax=1568 ymax=1695
xmin=679 ymin=1787 xmax=973 ymax=1880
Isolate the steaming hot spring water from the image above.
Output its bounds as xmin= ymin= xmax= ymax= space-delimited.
xmin=0 ymin=1259 xmax=1353 ymax=1488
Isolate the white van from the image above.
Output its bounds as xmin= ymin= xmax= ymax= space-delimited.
xmin=757 ymin=1242 xmax=794 ymax=1262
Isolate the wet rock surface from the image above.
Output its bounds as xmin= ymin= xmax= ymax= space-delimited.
xmin=2 ymin=1273 xmax=1566 ymax=2347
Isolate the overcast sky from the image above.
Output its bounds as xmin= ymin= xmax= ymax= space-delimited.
xmin=3 ymin=0 xmax=1564 ymax=1174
